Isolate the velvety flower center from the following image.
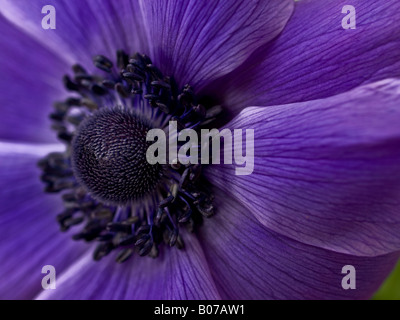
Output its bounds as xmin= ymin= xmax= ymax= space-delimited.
xmin=38 ymin=50 xmax=219 ymax=263
xmin=71 ymin=108 xmax=163 ymax=205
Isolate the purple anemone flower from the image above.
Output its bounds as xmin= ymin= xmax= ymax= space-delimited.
xmin=1 ymin=0 xmax=400 ymax=300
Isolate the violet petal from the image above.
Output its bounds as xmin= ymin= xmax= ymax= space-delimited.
xmin=206 ymin=79 xmax=400 ymax=257
xmin=199 ymin=186 xmax=399 ymax=299
xmin=0 ymin=146 xmax=87 ymax=299
xmin=139 ymin=0 xmax=294 ymax=90
xmin=211 ymin=0 xmax=400 ymax=115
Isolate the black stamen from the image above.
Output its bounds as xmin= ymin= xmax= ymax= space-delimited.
xmin=39 ymin=50 xmax=219 ymax=263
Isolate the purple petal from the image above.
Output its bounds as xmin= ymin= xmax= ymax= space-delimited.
xmin=211 ymin=0 xmax=400 ymax=114
xmin=36 ymin=231 xmax=220 ymax=299
xmin=199 ymin=186 xmax=399 ymax=299
xmin=0 ymin=14 xmax=69 ymax=143
xmin=165 ymin=231 xmax=221 ymax=300
xmin=206 ymin=79 xmax=400 ymax=257
xmin=0 ymin=0 xmax=149 ymax=67
xmin=0 ymin=145 xmax=88 ymax=299
xmin=139 ymin=0 xmax=294 ymax=90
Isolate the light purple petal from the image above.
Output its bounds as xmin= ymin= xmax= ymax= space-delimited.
xmin=139 ymin=0 xmax=294 ymax=90
xmin=165 ymin=231 xmax=221 ymax=300
xmin=199 ymin=186 xmax=399 ymax=299
xmin=211 ymin=0 xmax=400 ymax=115
xmin=0 ymin=0 xmax=149 ymax=68
xmin=0 ymin=14 xmax=69 ymax=143
xmin=36 ymin=230 xmax=220 ymax=299
xmin=206 ymin=79 xmax=400 ymax=257
xmin=36 ymin=251 xmax=168 ymax=300
xmin=0 ymin=145 xmax=88 ymax=299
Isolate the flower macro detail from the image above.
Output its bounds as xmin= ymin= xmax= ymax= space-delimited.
xmin=1 ymin=0 xmax=400 ymax=300
xmin=71 ymin=107 xmax=163 ymax=205
xmin=38 ymin=51 xmax=218 ymax=262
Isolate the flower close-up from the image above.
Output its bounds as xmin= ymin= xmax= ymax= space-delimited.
xmin=0 ymin=0 xmax=400 ymax=300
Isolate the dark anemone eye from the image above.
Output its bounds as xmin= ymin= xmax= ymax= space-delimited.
xmin=71 ymin=108 xmax=163 ymax=205
xmin=39 ymin=50 xmax=220 ymax=263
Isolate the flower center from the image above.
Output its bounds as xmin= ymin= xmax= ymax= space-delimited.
xmin=38 ymin=50 xmax=221 ymax=263
xmin=71 ymin=108 xmax=163 ymax=205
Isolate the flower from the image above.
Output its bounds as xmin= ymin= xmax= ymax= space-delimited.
xmin=1 ymin=0 xmax=400 ymax=300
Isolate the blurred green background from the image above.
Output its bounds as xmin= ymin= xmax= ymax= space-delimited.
xmin=374 ymin=259 xmax=400 ymax=300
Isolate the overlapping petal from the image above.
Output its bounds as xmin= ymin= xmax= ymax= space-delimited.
xmin=139 ymin=0 xmax=294 ymax=90
xmin=206 ymin=79 xmax=400 ymax=257
xmin=210 ymin=0 xmax=400 ymax=115
xmin=0 ymin=14 xmax=69 ymax=143
xmin=199 ymin=186 xmax=399 ymax=299
xmin=0 ymin=0 xmax=149 ymax=67
xmin=1 ymin=0 xmax=399 ymax=300
xmin=36 ymin=231 xmax=220 ymax=299
xmin=0 ymin=144 xmax=88 ymax=299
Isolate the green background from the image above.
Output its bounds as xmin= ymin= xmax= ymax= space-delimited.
xmin=374 ymin=260 xmax=400 ymax=300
